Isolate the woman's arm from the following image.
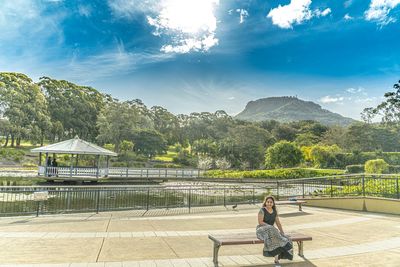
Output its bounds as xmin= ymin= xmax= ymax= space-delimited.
xmin=258 ymin=209 xmax=265 ymax=225
xmin=275 ymin=215 xmax=284 ymax=234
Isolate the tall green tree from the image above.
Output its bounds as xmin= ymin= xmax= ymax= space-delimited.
xmin=362 ymin=80 xmax=400 ymax=125
xmin=0 ymin=72 xmax=50 ymax=146
xmin=38 ymin=77 xmax=105 ymax=141
xmin=97 ymin=101 xmax=151 ymax=152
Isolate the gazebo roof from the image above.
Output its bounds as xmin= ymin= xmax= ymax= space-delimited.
xmin=31 ymin=136 xmax=117 ymax=156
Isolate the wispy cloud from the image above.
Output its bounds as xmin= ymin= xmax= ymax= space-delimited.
xmin=237 ymin=9 xmax=249 ymax=24
xmin=320 ymin=95 xmax=344 ymax=103
xmin=267 ymin=0 xmax=331 ymax=29
xmin=365 ymin=0 xmax=400 ymax=26
xmin=344 ymin=13 xmax=353 ymax=20
xmin=64 ymin=42 xmax=174 ymax=82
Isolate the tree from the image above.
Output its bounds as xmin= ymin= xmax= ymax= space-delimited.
xmin=97 ymin=101 xmax=151 ymax=152
xmin=131 ymin=129 xmax=167 ymax=158
xmin=0 ymin=73 xmax=51 ymax=146
xmin=309 ymin=145 xmax=341 ymax=168
xmin=265 ymin=141 xmax=303 ymax=168
xmin=150 ymin=106 xmax=179 ymax=145
xmin=362 ymin=80 xmax=400 ymax=125
xmin=38 ymin=77 xmax=105 ymax=141
xmin=230 ymin=125 xmax=275 ymax=169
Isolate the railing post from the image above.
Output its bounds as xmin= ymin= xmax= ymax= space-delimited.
xmin=223 ymin=188 xmax=226 ymax=207
xmin=276 ymin=181 xmax=280 ymax=200
xmin=96 ymin=189 xmax=100 ymax=214
xmin=330 ymin=179 xmax=333 ymax=198
xmin=146 ymin=188 xmax=150 ymax=211
xmin=188 ymin=188 xmax=192 ymax=213
xmin=302 ymin=181 xmax=305 ymax=199
xmin=397 ymin=178 xmax=399 ymax=199
xmin=126 ymin=168 xmax=128 ymax=178
xmin=252 ymin=186 xmax=255 ymax=205
xmin=362 ymin=175 xmax=365 ymax=197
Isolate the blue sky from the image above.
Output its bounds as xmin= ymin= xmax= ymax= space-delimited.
xmin=1 ymin=0 xmax=400 ymax=119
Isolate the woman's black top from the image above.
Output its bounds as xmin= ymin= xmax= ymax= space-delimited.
xmin=261 ymin=207 xmax=276 ymax=225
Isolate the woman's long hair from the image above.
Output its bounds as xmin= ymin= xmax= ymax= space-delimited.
xmin=262 ymin=195 xmax=277 ymax=214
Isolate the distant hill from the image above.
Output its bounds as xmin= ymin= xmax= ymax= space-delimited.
xmin=235 ymin=96 xmax=356 ymax=126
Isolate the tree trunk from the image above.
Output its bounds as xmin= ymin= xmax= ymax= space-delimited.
xmin=16 ymin=137 xmax=21 ymax=147
xmin=3 ymin=134 xmax=9 ymax=147
xmin=11 ymin=134 xmax=15 ymax=147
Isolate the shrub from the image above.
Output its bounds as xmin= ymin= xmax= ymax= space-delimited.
xmin=345 ymin=165 xmax=364 ymax=174
xmin=388 ymin=165 xmax=400 ymax=173
xmin=364 ymin=159 xmax=389 ymax=174
xmin=215 ymin=157 xmax=231 ymax=170
xmin=204 ymin=168 xmax=345 ymax=179
xmin=265 ymin=141 xmax=303 ymax=168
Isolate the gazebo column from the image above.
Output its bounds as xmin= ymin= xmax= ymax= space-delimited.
xmin=70 ymin=154 xmax=73 ymax=178
xmin=45 ymin=152 xmax=49 ymax=177
xmin=38 ymin=152 xmax=42 ymax=176
xmin=106 ymin=156 xmax=110 ymax=177
xmin=96 ymin=155 xmax=100 ymax=178
xmin=75 ymin=154 xmax=79 ymax=175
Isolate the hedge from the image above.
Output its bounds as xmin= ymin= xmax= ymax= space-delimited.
xmin=204 ymin=168 xmax=345 ymax=179
xmin=345 ymin=165 xmax=364 ymax=174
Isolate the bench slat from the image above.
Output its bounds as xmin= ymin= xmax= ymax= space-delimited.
xmin=209 ymin=232 xmax=312 ymax=246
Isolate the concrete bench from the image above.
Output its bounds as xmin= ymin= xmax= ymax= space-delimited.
xmin=208 ymin=232 xmax=312 ymax=266
xmin=276 ymin=200 xmax=306 ymax=211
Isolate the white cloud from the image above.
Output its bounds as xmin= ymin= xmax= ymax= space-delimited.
xmin=344 ymin=13 xmax=353 ymax=20
xmin=236 ymin=9 xmax=249 ymax=24
xmin=109 ymin=0 xmax=220 ymax=53
xmin=346 ymin=87 xmax=363 ymax=94
xmin=228 ymin=96 xmax=235 ymax=100
xmin=320 ymin=95 xmax=344 ymax=103
xmin=146 ymin=0 xmax=219 ymax=53
xmin=267 ymin=0 xmax=331 ymax=29
xmin=78 ymin=5 xmax=92 ymax=17
xmin=315 ymin=8 xmax=331 ymax=17
xmin=365 ymin=0 xmax=400 ymax=26
xmin=344 ymin=0 xmax=353 ymax=8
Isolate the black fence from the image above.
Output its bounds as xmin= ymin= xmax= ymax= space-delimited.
xmin=0 ymin=185 xmax=271 ymax=217
xmin=0 ymin=174 xmax=399 ymax=217
xmin=276 ymin=174 xmax=400 ymax=199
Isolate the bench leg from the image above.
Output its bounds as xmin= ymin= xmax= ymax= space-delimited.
xmin=297 ymin=241 xmax=304 ymax=257
xmin=299 ymin=203 xmax=302 ymax=211
xmin=213 ymin=243 xmax=221 ymax=266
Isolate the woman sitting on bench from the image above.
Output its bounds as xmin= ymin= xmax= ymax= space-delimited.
xmin=256 ymin=196 xmax=293 ymax=267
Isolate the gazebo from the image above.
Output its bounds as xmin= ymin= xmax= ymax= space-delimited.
xmin=31 ymin=136 xmax=117 ymax=179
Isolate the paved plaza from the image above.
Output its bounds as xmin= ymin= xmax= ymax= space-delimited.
xmin=0 ymin=204 xmax=399 ymax=267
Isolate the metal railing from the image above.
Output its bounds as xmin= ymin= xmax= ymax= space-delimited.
xmin=0 ymin=174 xmax=399 ymax=217
xmin=275 ymin=174 xmax=400 ymax=200
xmin=0 ymin=185 xmax=270 ymax=217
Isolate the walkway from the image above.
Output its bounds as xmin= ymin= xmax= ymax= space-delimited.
xmin=0 ymin=204 xmax=399 ymax=266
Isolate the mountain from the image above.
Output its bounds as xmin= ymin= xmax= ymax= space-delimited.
xmin=235 ymin=96 xmax=356 ymax=126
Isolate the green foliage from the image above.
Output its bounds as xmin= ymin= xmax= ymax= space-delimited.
xmin=309 ymin=145 xmax=341 ymax=168
xmin=365 ymin=159 xmax=389 ymax=174
xmin=265 ymin=141 xmax=303 ymax=168
xmin=0 ymin=73 xmax=51 ymax=146
xmin=205 ymin=168 xmax=345 ymax=179
xmin=132 ymin=129 xmax=168 ymax=158
xmin=388 ymin=165 xmax=400 ymax=173
xmin=38 ymin=76 xmax=105 ymax=141
xmin=345 ymin=165 xmax=364 ymax=174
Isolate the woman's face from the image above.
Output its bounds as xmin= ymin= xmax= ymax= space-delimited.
xmin=266 ymin=198 xmax=274 ymax=208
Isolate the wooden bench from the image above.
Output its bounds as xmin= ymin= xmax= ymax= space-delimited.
xmin=208 ymin=232 xmax=312 ymax=266
xmin=276 ymin=200 xmax=306 ymax=211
